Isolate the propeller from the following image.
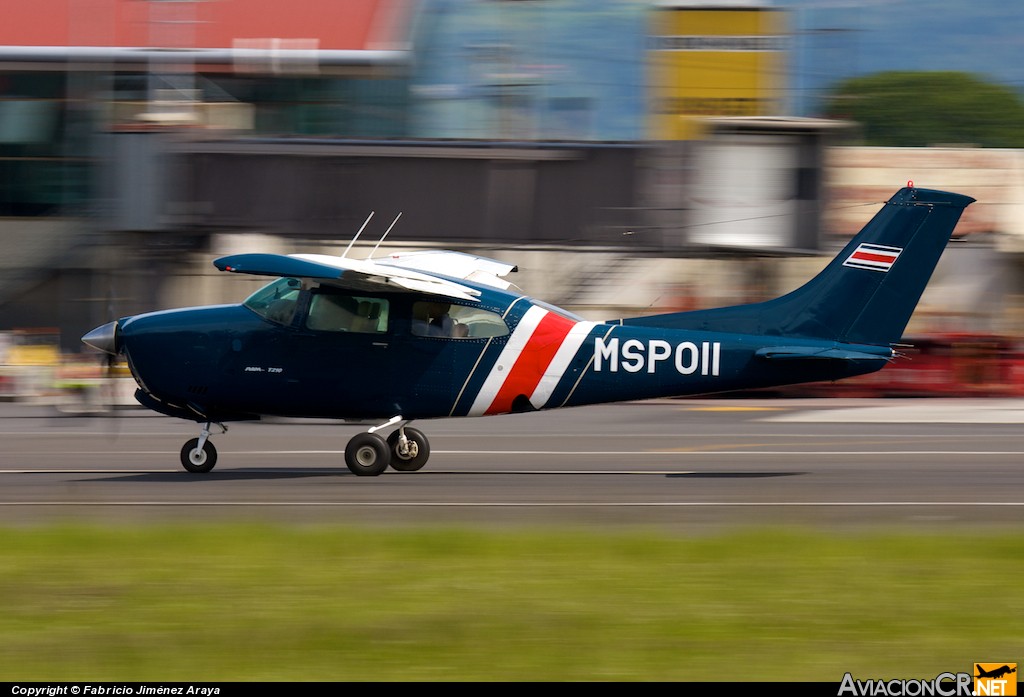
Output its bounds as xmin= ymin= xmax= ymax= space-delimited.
xmin=75 ymin=258 xmax=130 ymax=444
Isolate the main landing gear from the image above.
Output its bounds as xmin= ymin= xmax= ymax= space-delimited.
xmin=176 ymin=417 xmax=430 ymax=476
xmin=344 ymin=416 xmax=431 ymax=476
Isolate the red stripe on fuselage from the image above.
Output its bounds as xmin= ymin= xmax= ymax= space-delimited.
xmin=852 ymin=251 xmax=897 ymax=264
xmin=484 ymin=311 xmax=576 ymax=415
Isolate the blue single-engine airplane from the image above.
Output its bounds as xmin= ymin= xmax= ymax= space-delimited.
xmin=82 ymin=186 xmax=973 ymax=475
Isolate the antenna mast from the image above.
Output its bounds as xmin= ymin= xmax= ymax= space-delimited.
xmin=369 ymin=213 xmax=403 ymax=259
xmin=341 ymin=212 xmax=375 ymax=258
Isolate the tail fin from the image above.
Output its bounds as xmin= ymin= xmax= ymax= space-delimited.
xmin=625 ymin=187 xmax=975 ymax=346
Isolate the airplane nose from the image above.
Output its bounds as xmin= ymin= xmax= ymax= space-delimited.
xmin=81 ymin=321 xmax=121 ymax=355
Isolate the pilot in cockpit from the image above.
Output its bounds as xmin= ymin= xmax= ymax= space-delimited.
xmin=413 ymin=301 xmax=456 ymax=337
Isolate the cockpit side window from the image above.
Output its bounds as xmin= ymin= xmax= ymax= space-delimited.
xmin=307 ymin=292 xmax=389 ymax=334
xmin=243 ymin=277 xmax=302 ymax=326
xmin=412 ymin=301 xmax=509 ymax=339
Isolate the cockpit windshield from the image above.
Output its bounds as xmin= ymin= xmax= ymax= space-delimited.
xmin=243 ymin=277 xmax=302 ymax=325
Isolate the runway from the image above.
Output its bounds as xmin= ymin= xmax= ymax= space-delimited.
xmin=1 ymin=398 xmax=1023 ymax=530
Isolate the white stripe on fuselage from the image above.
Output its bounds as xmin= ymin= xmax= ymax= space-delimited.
xmin=467 ymin=305 xmax=548 ymax=416
xmin=529 ymin=321 xmax=597 ymax=409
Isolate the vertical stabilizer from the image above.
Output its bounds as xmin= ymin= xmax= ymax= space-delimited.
xmin=624 ymin=187 xmax=975 ymax=346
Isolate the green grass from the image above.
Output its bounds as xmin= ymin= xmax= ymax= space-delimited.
xmin=1 ymin=525 xmax=1021 ymax=681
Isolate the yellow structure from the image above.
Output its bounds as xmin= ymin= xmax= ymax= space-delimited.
xmin=5 ymin=328 xmax=60 ymax=366
xmin=648 ymin=1 xmax=788 ymax=140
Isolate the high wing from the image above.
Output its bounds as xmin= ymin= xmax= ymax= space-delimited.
xmin=213 ymin=251 xmax=515 ymax=302
xmin=377 ymin=250 xmax=518 ymax=291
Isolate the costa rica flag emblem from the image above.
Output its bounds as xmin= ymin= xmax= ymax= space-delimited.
xmin=843 ymin=243 xmax=903 ymax=272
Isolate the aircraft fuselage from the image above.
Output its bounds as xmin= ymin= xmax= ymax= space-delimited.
xmin=116 ymin=285 xmax=887 ymax=424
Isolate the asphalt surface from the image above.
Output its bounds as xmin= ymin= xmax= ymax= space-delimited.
xmin=1 ymin=398 xmax=1023 ymax=532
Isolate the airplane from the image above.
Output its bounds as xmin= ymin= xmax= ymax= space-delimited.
xmin=81 ymin=185 xmax=974 ymax=476
xmin=975 ymin=665 xmax=1016 ymax=680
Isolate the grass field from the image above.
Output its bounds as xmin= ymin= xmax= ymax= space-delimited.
xmin=1 ymin=524 xmax=1021 ymax=681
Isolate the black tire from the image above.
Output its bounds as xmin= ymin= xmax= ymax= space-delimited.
xmin=386 ymin=427 xmax=430 ymax=472
xmin=180 ymin=438 xmax=217 ymax=473
xmin=345 ymin=432 xmax=390 ymax=476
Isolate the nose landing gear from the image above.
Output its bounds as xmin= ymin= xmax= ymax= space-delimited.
xmin=179 ymin=422 xmax=227 ymax=473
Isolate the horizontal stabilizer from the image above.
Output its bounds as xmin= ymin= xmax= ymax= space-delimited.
xmin=755 ymin=346 xmax=893 ymax=361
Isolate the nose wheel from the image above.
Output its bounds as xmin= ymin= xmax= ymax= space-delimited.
xmin=180 ymin=437 xmax=218 ymax=473
xmin=179 ymin=422 xmax=226 ymax=473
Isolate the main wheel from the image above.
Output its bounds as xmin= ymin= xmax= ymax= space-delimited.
xmin=387 ymin=427 xmax=430 ymax=472
xmin=345 ymin=432 xmax=390 ymax=476
xmin=180 ymin=438 xmax=217 ymax=473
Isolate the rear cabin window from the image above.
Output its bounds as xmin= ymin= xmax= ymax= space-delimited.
xmin=412 ymin=301 xmax=508 ymax=339
xmin=243 ymin=277 xmax=302 ymax=326
xmin=306 ymin=293 xmax=389 ymax=334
